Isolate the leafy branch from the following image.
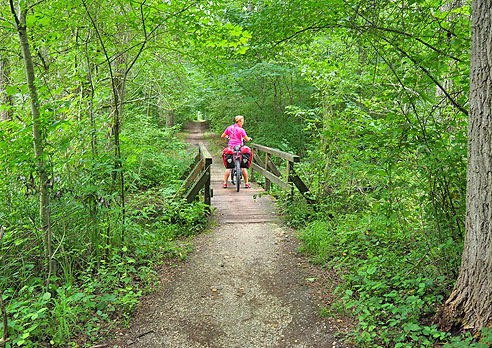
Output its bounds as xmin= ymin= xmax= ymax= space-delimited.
xmin=384 ymin=36 xmax=468 ymax=116
xmin=353 ymin=11 xmax=469 ymax=116
xmin=356 ymin=24 xmax=463 ymax=63
xmin=272 ymin=21 xmax=331 ymax=47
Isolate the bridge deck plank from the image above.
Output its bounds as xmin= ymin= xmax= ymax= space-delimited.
xmin=210 ymin=153 xmax=280 ymax=224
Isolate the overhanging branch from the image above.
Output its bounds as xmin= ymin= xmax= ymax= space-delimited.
xmin=272 ymin=22 xmax=330 ymax=47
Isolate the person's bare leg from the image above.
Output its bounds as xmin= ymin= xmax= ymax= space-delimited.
xmin=223 ymin=169 xmax=231 ymax=186
xmin=242 ymin=168 xmax=249 ymax=184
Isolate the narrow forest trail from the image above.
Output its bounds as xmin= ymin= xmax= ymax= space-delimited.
xmin=107 ymin=123 xmax=350 ymax=348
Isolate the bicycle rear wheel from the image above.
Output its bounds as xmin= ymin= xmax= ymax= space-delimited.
xmin=235 ymin=159 xmax=241 ymax=192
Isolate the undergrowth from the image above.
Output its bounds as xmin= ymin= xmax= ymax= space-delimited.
xmin=300 ymin=217 xmax=450 ymax=347
xmin=0 ymin=116 xmax=210 ymax=347
xmin=280 ymin=194 xmax=491 ymax=347
xmin=1 ymin=197 xmax=208 ymax=347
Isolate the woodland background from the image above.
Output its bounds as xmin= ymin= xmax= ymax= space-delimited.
xmin=1 ymin=0 xmax=488 ymax=347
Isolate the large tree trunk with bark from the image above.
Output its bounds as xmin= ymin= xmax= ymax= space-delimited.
xmin=9 ymin=0 xmax=54 ymax=281
xmin=443 ymin=0 xmax=492 ymax=331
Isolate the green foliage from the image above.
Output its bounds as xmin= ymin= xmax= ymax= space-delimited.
xmin=2 ymin=288 xmax=51 ymax=347
xmin=299 ymin=217 xmax=456 ymax=347
xmin=274 ymin=6 xmax=471 ymax=343
xmin=198 ymin=61 xmax=314 ymax=154
xmin=0 ymin=191 xmax=206 ymax=346
xmin=0 ymin=0 xmax=483 ymax=346
xmin=278 ymin=193 xmax=316 ymax=228
xmin=0 ymin=251 xmax=159 ymax=346
xmin=444 ymin=328 xmax=492 ymax=348
xmin=0 ymin=78 xmax=208 ymax=348
xmin=123 ymin=113 xmax=190 ymax=189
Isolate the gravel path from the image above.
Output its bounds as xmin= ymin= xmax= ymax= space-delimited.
xmin=109 ymin=223 xmax=347 ymax=348
xmin=107 ymin=125 xmax=349 ymax=347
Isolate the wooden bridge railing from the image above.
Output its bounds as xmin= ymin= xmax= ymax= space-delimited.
xmin=249 ymin=143 xmax=311 ymax=201
xmin=176 ymin=141 xmax=310 ymax=206
xmin=176 ymin=142 xmax=212 ymax=208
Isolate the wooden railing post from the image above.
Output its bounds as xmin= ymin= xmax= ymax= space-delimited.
xmin=250 ymin=156 xmax=255 ymax=183
xmin=204 ymin=160 xmax=211 ymax=208
xmin=177 ymin=142 xmax=212 ymax=211
xmin=287 ymin=161 xmax=294 ymax=197
xmin=264 ymin=152 xmax=271 ymax=191
xmin=199 ymin=143 xmax=212 ymax=209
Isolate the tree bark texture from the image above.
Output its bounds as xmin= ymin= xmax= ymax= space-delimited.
xmin=166 ymin=109 xmax=175 ymax=128
xmin=435 ymin=0 xmax=465 ymax=111
xmin=10 ymin=1 xmax=54 ymax=278
xmin=444 ymin=0 xmax=492 ymax=330
xmin=109 ymin=32 xmax=129 ymax=240
xmin=0 ymin=56 xmax=13 ymax=122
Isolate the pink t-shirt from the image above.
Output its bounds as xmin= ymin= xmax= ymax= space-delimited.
xmin=224 ymin=124 xmax=247 ymax=147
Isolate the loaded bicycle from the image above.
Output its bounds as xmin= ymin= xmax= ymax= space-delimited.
xmin=221 ymin=115 xmax=252 ymax=190
xmin=222 ymin=140 xmax=252 ymax=192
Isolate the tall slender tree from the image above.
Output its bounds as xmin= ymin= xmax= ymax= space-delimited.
xmin=9 ymin=0 xmax=54 ymax=283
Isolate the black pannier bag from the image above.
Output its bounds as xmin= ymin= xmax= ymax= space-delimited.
xmin=222 ymin=147 xmax=235 ymax=168
xmin=240 ymin=146 xmax=252 ymax=168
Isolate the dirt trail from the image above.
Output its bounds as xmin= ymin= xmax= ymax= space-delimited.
xmin=107 ymin=124 xmax=349 ymax=347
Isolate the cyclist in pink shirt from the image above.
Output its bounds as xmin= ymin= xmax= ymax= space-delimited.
xmin=221 ymin=115 xmax=252 ymax=188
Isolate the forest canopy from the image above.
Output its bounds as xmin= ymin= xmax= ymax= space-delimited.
xmin=1 ymin=0 xmax=488 ymax=347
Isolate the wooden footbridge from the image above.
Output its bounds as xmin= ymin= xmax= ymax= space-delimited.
xmin=179 ymin=121 xmax=312 ymax=223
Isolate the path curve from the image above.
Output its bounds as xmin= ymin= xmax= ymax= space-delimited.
xmin=108 ymin=124 xmax=348 ymax=347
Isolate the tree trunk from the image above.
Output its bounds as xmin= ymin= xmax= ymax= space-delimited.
xmin=435 ymin=0 xmax=464 ymax=111
xmin=166 ymin=109 xmax=175 ymax=128
xmin=0 ymin=56 xmax=13 ymax=122
xmin=108 ymin=27 xmax=129 ymax=242
xmin=110 ymin=58 xmax=127 ymax=242
xmin=83 ymin=31 xmax=98 ymax=158
xmin=442 ymin=0 xmax=492 ymax=331
xmin=9 ymin=0 xmax=54 ymax=281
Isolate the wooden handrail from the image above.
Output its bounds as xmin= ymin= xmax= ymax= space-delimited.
xmin=198 ymin=143 xmax=212 ymax=166
xmin=250 ymin=143 xmax=300 ymax=163
xmin=248 ymin=143 xmax=311 ymax=202
xmin=251 ymin=162 xmax=292 ymax=191
xmin=176 ymin=142 xmax=213 ymax=209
